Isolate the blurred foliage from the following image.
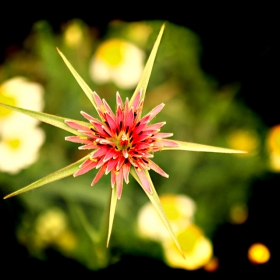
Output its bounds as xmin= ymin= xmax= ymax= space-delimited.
xmin=0 ymin=20 xmax=267 ymax=269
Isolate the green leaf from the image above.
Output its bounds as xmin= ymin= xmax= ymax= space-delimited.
xmin=0 ymin=103 xmax=88 ymax=136
xmin=106 ymin=186 xmax=118 ymax=247
xmin=74 ymin=205 xmax=99 ymax=243
xmin=129 ymin=23 xmax=165 ymax=107
xmin=56 ymin=48 xmax=97 ymax=110
xmin=4 ymin=155 xmax=89 ymax=199
xmin=130 ymin=168 xmax=185 ymax=258
xmin=163 ymin=140 xmax=247 ymax=154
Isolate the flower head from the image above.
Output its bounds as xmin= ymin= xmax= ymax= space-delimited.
xmin=89 ymin=39 xmax=144 ymax=89
xmin=0 ymin=122 xmax=45 ymax=174
xmin=65 ymin=89 xmax=177 ymax=199
xmin=0 ymin=77 xmax=44 ymax=128
xmin=0 ymin=77 xmax=45 ymax=173
xmin=0 ymin=24 xmax=246 ymax=257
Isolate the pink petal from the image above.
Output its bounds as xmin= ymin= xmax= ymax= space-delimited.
xmin=134 ymin=167 xmax=152 ymax=194
xmin=148 ymin=160 xmax=169 ymax=178
xmin=93 ymin=91 xmax=103 ymax=108
xmin=101 ymin=124 xmax=113 ymax=137
xmin=90 ymin=120 xmax=104 ymax=133
xmin=152 ymin=132 xmax=173 ymax=139
xmin=103 ymin=148 xmax=118 ymax=162
xmin=78 ymin=144 xmax=99 ymax=150
xmin=144 ymin=122 xmax=166 ymax=131
xmin=122 ymin=149 xmax=129 ymax=159
xmin=131 ymin=89 xmax=142 ymax=110
xmin=124 ymin=98 xmax=129 ymax=117
xmin=91 ymin=165 xmax=106 ymax=186
xmin=116 ymin=156 xmax=125 ymax=171
xmin=106 ymin=157 xmax=119 ymax=174
xmin=116 ymin=106 xmax=124 ymax=131
xmin=102 ymin=99 xmax=115 ymax=117
xmin=95 ymin=156 xmax=106 ymax=169
xmin=122 ymin=162 xmax=130 ymax=184
xmin=92 ymin=147 xmax=109 ymax=158
xmin=98 ymin=139 xmax=115 ymax=146
xmin=147 ymin=103 xmax=165 ymax=121
xmin=74 ymin=160 xmax=97 ymax=177
xmin=80 ymin=157 xmax=95 ymax=168
xmin=80 ymin=111 xmax=96 ymax=122
xmin=133 ymin=121 xmax=149 ymax=135
xmin=105 ymin=113 xmax=117 ymax=132
xmin=65 ymin=136 xmax=91 ymax=144
xmin=161 ymin=139 xmax=180 ymax=147
xmin=124 ymin=108 xmax=134 ymax=129
xmin=111 ymin=171 xmax=116 ymax=188
xmin=116 ymin=170 xmax=124 ymax=199
xmin=116 ymin=91 xmax=123 ymax=108
xmin=65 ymin=120 xmax=89 ymax=130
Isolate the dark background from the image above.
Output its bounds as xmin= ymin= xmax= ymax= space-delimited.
xmin=1 ymin=4 xmax=278 ymax=278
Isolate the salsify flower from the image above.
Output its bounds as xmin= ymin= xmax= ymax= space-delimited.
xmin=0 ymin=24 xmax=246 ymax=257
xmin=66 ymin=89 xmax=176 ymax=199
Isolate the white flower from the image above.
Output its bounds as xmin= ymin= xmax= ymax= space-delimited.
xmin=0 ymin=77 xmax=44 ymax=128
xmin=89 ymin=39 xmax=144 ymax=89
xmin=137 ymin=194 xmax=212 ymax=270
xmin=0 ymin=119 xmax=45 ymax=173
xmin=0 ymin=77 xmax=45 ymax=174
xmin=163 ymin=224 xmax=213 ymax=270
xmin=137 ymin=194 xmax=196 ymax=241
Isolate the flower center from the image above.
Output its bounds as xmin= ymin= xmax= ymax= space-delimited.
xmin=120 ymin=133 xmax=129 ymax=147
xmin=0 ymin=93 xmax=17 ymax=117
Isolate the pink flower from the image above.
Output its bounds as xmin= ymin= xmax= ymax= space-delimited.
xmin=0 ymin=24 xmax=246 ymax=256
xmin=65 ymin=90 xmax=177 ymax=199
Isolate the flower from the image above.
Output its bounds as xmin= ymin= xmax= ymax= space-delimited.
xmin=65 ymin=89 xmax=177 ymax=199
xmin=0 ymin=77 xmax=45 ymax=173
xmin=137 ymin=194 xmax=212 ymax=270
xmin=227 ymin=129 xmax=259 ymax=155
xmin=163 ymin=224 xmax=213 ymax=270
xmin=0 ymin=77 xmax=44 ymax=128
xmin=0 ymin=24 xmax=246 ymax=256
xmin=266 ymin=124 xmax=280 ymax=171
xmin=89 ymin=39 xmax=144 ymax=89
xmin=0 ymin=120 xmax=45 ymax=173
xmin=138 ymin=194 xmax=196 ymax=240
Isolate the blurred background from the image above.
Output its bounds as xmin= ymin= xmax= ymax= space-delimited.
xmin=0 ymin=4 xmax=277 ymax=278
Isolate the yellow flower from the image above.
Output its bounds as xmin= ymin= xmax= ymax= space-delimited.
xmin=138 ymin=194 xmax=196 ymax=241
xmin=267 ymin=124 xmax=280 ymax=154
xmin=0 ymin=77 xmax=45 ymax=173
xmin=32 ymin=208 xmax=76 ymax=252
xmin=137 ymin=194 xmax=212 ymax=270
xmin=266 ymin=125 xmax=280 ymax=171
xmin=0 ymin=119 xmax=45 ymax=173
xmin=227 ymin=129 xmax=259 ymax=155
xmin=89 ymin=39 xmax=144 ymax=89
xmin=0 ymin=77 xmax=44 ymax=128
xmin=164 ymin=224 xmax=213 ymax=270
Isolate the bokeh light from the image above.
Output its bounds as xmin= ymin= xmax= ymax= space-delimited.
xmin=248 ymin=243 xmax=270 ymax=264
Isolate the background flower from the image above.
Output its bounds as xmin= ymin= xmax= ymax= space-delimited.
xmin=89 ymin=39 xmax=144 ymax=89
xmin=137 ymin=194 xmax=212 ymax=270
xmin=0 ymin=77 xmax=44 ymax=128
xmin=138 ymin=194 xmax=196 ymax=241
xmin=164 ymin=224 xmax=213 ymax=270
xmin=0 ymin=77 xmax=45 ymax=173
xmin=0 ymin=117 xmax=45 ymax=173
